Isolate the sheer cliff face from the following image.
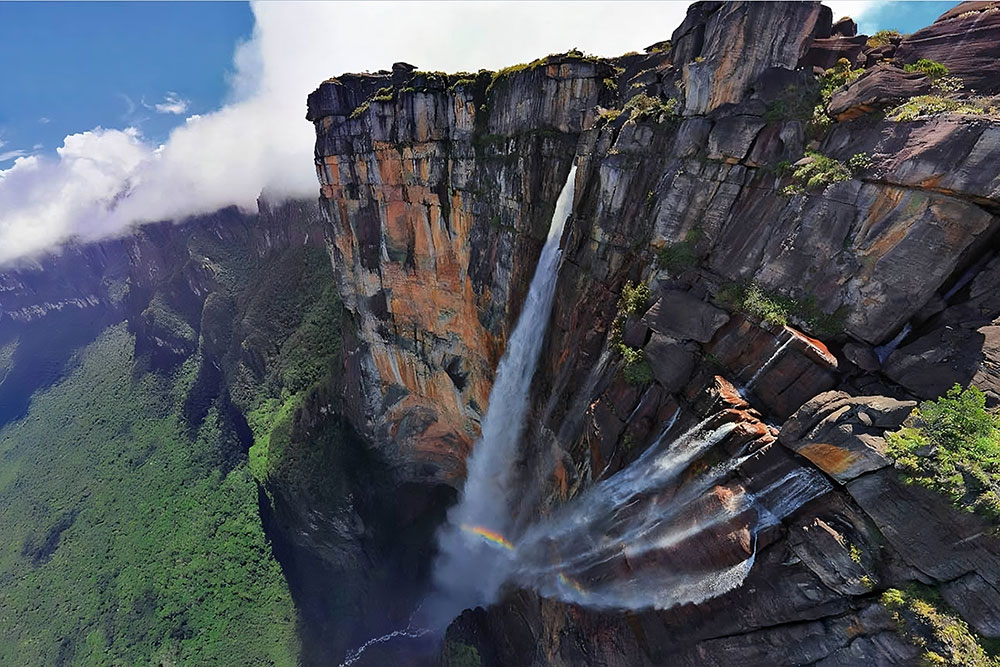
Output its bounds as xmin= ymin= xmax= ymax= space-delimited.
xmin=307 ymin=59 xmax=611 ymax=484
xmin=310 ymin=0 xmax=1000 ymax=663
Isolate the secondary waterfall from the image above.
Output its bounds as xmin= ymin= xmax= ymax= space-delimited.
xmin=423 ymin=164 xmax=578 ymax=629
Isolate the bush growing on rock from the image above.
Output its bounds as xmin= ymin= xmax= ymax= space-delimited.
xmin=610 ymin=281 xmax=654 ymax=386
xmin=716 ymin=281 xmax=847 ymax=338
xmin=782 ymin=151 xmax=851 ymax=195
xmin=887 ymin=384 xmax=1000 ymax=524
xmin=866 ymin=29 xmax=901 ymax=48
xmin=880 ymin=585 xmax=999 ymax=666
xmin=888 ymin=95 xmax=995 ymax=121
xmin=623 ymin=93 xmax=679 ymax=124
xmin=904 ymin=58 xmax=949 ymax=81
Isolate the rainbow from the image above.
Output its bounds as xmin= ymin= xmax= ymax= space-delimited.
xmin=558 ymin=573 xmax=588 ymax=596
xmin=461 ymin=524 xmax=514 ymax=551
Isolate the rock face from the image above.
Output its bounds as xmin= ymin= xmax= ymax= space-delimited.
xmin=308 ymin=56 xmax=610 ymax=485
xmin=303 ymin=1 xmax=1000 ymax=664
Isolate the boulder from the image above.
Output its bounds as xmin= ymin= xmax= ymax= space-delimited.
xmin=799 ymin=35 xmax=867 ymax=71
xmin=644 ymin=333 xmax=698 ymax=392
xmin=831 ymin=17 xmax=858 ymax=37
xmin=779 ymin=391 xmax=915 ymax=483
xmin=641 ymin=288 xmax=730 ymax=343
xmin=828 ymin=64 xmax=932 ymax=120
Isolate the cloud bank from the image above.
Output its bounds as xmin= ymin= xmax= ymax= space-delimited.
xmin=0 ymin=0 xmax=876 ymax=267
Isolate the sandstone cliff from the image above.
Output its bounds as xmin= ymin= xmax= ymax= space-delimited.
xmin=308 ymin=1 xmax=1000 ymax=664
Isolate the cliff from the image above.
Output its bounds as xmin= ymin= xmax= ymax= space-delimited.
xmin=307 ymin=1 xmax=1000 ymax=664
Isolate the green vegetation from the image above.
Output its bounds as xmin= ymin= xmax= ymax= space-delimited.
xmin=488 ymin=49 xmax=601 ymax=93
xmin=847 ymin=151 xmax=873 ymax=173
xmin=0 ymin=338 xmax=16 ymax=381
xmin=807 ymin=58 xmax=866 ymax=136
xmin=598 ymin=108 xmax=623 ymax=124
xmin=0 ymin=326 xmax=299 ymax=665
xmin=717 ymin=281 xmax=847 ymax=338
xmin=645 ymin=40 xmax=671 ymax=54
xmin=887 ymin=95 xmax=996 ymax=121
xmin=881 ymin=585 xmax=999 ymax=665
xmin=904 ymin=58 xmax=949 ymax=81
xmin=656 ymin=228 xmax=701 ymax=274
xmin=886 ymin=384 xmax=1000 ymax=523
xmin=621 ymin=346 xmax=654 ymax=386
xmin=867 ymin=29 xmax=901 ymax=48
xmin=782 ymin=151 xmax=852 ymax=195
xmin=142 ymin=293 xmax=197 ymax=345
xmin=623 ymin=92 xmax=680 ymax=124
xmin=610 ymin=281 xmax=653 ymax=386
xmin=848 ymin=543 xmax=863 ymax=564
xmin=932 ymin=75 xmax=964 ymax=94
xmin=0 ymin=229 xmax=346 ymax=664
xmin=372 ymin=86 xmax=395 ymax=102
xmin=349 ymin=100 xmax=369 ymax=120
xmin=443 ymin=640 xmax=483 ymax=667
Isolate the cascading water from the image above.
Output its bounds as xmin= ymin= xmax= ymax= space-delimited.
xmin=422 ymin=164 xmax=579 ymax=628
xmin=339 ymin=162 xmax=834 ymax=664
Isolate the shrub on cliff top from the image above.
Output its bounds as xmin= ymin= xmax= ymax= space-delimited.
xmin=886 ymin=384 xmax=1000 ymax=524
xmin=487 ymin=49 xmax=601 ymax=93
xmin=717 ymin=281 xmax=847 ymax=338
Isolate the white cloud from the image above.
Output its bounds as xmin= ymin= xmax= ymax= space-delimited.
xmin=0 ymin=0 xmax=883 ymax=267
xmin=38 ymin=117 xmax=51 ymax=124
xmin=150 ymin=92 xmax=190 ymax=115
xmin=0 ymin=150 xmax=29 ymax=163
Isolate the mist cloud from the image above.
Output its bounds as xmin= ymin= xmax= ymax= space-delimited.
xmin=0 ymin=0 xmax=875 ymax=267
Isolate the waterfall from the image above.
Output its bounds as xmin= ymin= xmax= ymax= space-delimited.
xmin=743 ymin=335 xmax=792 ymax=393
xmin=339 ymin=162 xmax=835 ymax=664
xmin=422 ymin=164 xmax=578 ymax=630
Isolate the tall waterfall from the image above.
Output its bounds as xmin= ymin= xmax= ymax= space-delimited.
xmin=423 ymin=164 xmax=578 ymax=629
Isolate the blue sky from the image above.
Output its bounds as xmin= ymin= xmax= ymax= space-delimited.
xmin=0 ymin=2 xmax=253 ymax=160
xmin=853 ymin=1 xmax=960 ymax=33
